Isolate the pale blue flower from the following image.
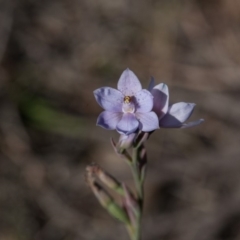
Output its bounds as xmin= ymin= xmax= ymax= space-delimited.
xmin=149 ymin=78 xmax=204 ymax=128
xmin=94 ymin=69 xmax=159 ymax=135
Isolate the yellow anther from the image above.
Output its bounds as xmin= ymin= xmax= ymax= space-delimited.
xmin=124 ymin=96 xmax=131 ymax=104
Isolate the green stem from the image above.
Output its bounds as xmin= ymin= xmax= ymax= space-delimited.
xmin=126 ymin=224 xmax=136 ymax=240
xmin=132 ymin=147 xmax=143 ymax=203
xmin=129 ymin=147 xmax=144 ymax=240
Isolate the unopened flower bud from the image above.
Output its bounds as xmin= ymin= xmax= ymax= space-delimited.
xmin=89 ymin=180 xmax=130 ymax=224
xmin=91 ymin=181 xmax=112 ymax=208
xmin=90 ymin=163 xmax=124 ymax=195
xmin=117 ymin=133 xmax=136 ymax=150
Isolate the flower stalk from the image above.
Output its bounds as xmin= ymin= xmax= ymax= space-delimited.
xmin=129 ymin=150 xmax=143 ymax=240
xmin=127 ymin=135 xmax=148 ymax=240
xmin=87 ymin=68 xmax=204 ymax=240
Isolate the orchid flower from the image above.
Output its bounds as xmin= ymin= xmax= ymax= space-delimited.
xmin=150 ymin=78 xmax=204 ymax=128
xmin=94 ymin=69 xmax=159 ymax=135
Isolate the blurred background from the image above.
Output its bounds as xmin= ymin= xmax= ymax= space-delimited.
xmin=0 ymin=0 xmax=240 ymax=239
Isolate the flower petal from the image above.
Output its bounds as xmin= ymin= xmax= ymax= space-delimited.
xmin=151 ymin=83 xmax=169 ymax=119
xmin=181 ymin=119 xmax=204 ymax=128
xmin=160 ymin=102 xmax=196 ymax=128
xmin=136 ymin=111 xmax=159 ymax=132
xmin=97 ymin=111 xmax=122 ymax=130
xmin=168 ymin=102 xmax=195 ymax=122
xmin=159 ymin=114 xmax=182 ymax=128
xmin=134 ymin=89 xmax=154 ymax=113
xmin=117 ymin=69 xmax=142 ymax=96
xmin=94 ymin=87 xmax=124 ymax=112
xmin=116 ymin=113 xmax=139 ymax=135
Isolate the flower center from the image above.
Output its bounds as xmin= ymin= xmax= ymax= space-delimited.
xmin=122 ymin=96 xmax=135 ymax=113
xmin=124 ymin=96 xmax=131 ymax=104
